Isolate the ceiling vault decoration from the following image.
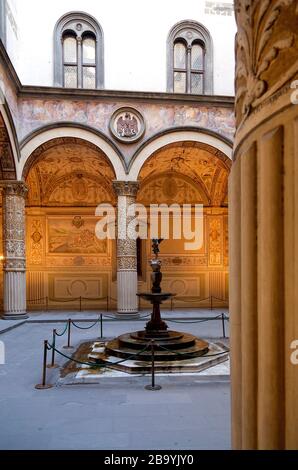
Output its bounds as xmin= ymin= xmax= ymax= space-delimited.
xmin=137 ymin=141 xmax=231 ymax=207
xmin=25 ymin=138 xmax=116 ymax=207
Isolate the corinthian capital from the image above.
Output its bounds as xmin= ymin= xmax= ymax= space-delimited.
xmin=113 ymin=181 xmax=139 ymax=198
xmin=0 ymin=180 xmax=28 ymax=198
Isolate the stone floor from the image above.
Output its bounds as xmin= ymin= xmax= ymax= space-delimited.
xmin=0 ymin=309 xmax=231 ymax=450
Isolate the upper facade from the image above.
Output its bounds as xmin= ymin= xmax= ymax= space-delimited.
xmin=0 ymin=0 xmax=236 ymax=96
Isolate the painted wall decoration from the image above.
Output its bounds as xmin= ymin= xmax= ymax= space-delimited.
xmin=18 ymin=98 xmax=235 ymax=158
xmin=48 ymin=217 xmax=107 ymax=255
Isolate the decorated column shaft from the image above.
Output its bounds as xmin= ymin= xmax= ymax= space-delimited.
xmin=113 ymin=181 xmax=139 ymax=315
xmin=1 ymin=181 xmax=28 ymax=319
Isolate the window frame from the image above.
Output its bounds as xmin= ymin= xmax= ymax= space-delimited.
xmin=54 ymin=11 xmax=104 ymax=89
xmin=167 ymin=20 xmax=213 ymax=95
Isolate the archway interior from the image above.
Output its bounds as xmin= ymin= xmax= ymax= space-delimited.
xmin=24 ymin=138 xmax=117 ymax=310
xmin=137 ymin=141 xmax=230 ymax=308
xmin=0 ymin=113 xmax=17 ymax=181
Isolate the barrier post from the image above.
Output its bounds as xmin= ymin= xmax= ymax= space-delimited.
xmin=35 ymin=340 xmax=53 ymax=390
xmin=106 ymin=296 xmax=109 ymax=312
xmin=79 ymin=296 xmax=82 ymax=312
xmin=63 ymin=319 xmax=73 ymax=349
xmin=145 ymin=340 xmax=162 ymax=391
xmin=47 ymin=329 xmax=59 ymax=369
xmin=45 ymin=296 xmax=49 ymax=312
xmin=171 ymin=298 xmax=173 ymax=311
xmin=210 ymin=296 xmax=213 ymax=311
xmin=100 ymin=314 xmax=103 ymax=339
xmin=221 ymin=313 xmax=226 ymax=338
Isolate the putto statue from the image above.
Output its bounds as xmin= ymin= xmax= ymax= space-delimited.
xmin=152 ymin=238 xmax=163 ymax=258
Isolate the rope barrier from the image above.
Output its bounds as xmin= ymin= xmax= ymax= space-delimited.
xmin=167 ymin=314 xmax=224 ymax=324
xmin=54 ymin=322 xmax=68 ymax=337
xmin=47 ymin=342 xmax=150 ymax=369
xmin=71 ymin=318 xmax=100 ymax=330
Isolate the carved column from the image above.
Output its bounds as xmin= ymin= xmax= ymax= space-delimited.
xmin=231 ymin=0 xmax=298 ymax=449
xmin=113 ymin=181 xmax=139 ymax=315
xmin=1 ymin=181 xmax=28 ymax=320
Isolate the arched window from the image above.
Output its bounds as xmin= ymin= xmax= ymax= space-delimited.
xmin=54 ymin=12 xmax=104 ymax=89
xmin=167 ymin=21 xmax=213 ymax=95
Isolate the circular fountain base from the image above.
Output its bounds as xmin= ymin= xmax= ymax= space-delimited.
xmin=89 ymin=330 xmax=209 ymax=363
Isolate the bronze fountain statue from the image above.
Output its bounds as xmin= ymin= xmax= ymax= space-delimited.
xmin=137 ymin=239 xmax=173 ymax=336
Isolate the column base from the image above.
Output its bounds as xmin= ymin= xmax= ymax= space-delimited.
xmin=115 ymin=312 xmax=140 ymax=319
xmin=2 ymin=313 xmax=29 ymax=321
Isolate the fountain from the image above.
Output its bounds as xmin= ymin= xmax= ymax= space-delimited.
xmin=89 ymin=239 xmax=212 ymax=368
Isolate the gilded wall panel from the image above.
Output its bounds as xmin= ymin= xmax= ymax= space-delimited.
xmin=48 ymin=272 xmax=109 ymax=302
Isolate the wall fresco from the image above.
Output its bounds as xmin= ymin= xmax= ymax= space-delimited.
xmin=18 ymin=98 xmax=235 ymax=162
xmin=48 ymin=217 xmax=107 ymax=255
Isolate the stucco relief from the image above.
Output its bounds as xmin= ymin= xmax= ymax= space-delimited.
xmin=46 ymin=256 xmax=112 ymax=267
xmin=28 ymin=219 xmax=44 ymax=265
xmin=161 ymin=256 xmax=208 ymax=267
xmin=235 ymin=0 xmax=298 ymax=126
xmin=1 ymin=182 xmax=28 ymax=271
xmin=208 ymin=217 xmax=222 ymax=266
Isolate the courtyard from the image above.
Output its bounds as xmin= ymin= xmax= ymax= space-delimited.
xmin=0 ymin=309 xmax=230 ymax=450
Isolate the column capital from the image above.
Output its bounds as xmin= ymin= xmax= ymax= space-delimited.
xmin=0 ymin=180 xmax=28 ymax=198
xmin=113 ymin=180 xmax=139 ymax=197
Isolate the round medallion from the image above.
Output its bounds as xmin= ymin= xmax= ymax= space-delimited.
xmin=110 ymin=107 xmax=145 ymax=143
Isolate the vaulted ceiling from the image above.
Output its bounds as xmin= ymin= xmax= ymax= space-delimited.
xmin=138 ymin=141 xmax=231 ymax=206
xmin=25 ymin=138 xmax=116 ymax=206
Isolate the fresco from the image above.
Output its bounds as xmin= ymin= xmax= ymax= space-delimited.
xmin=18 ymin=98 xmax=235 ymax=161
xmin=48 ymin=218 xmax=107 ymax=255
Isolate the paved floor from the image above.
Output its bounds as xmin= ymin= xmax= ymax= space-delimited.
xmin=0 ymin=310 xmax=231 ymax=450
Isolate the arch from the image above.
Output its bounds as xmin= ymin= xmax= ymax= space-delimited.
xmin=19 ymin=124 xmax=126 ymax=180
xmin=54 ymin=11 xmax=104 ymax=88
xmin=167 ymin=20 xmax=213 ymax=94
xmin=0 ymin=105 xmax=18 ymax=180
xmin=128 ymin=128 xmax=232 ymax=181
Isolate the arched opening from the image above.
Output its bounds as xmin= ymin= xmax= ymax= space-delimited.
xmin=0 ymin=110 xmax=18 ymax=310
xmin=136 ymin=140 xmax=231 ymax=309
xmin=24 ymin=137 xmax=117 ymax=310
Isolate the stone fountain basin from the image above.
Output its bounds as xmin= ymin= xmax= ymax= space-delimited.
xmin=137 ymin=292 xmax=175 ymax=303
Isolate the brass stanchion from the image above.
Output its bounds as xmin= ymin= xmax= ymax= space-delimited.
xmin=145 ymin=340 xmax=162 ymax=391
xmin=210 ymin=295 xmax=213 ymax=311
xmin=45 ymin=296 xmax=49 ymax=312
xmin=100 ymin=314 xmax=103 ymax=339
xmin=79 ymin=296 xmax=82 ymax=312
xmin=106 ymin=296 xmax=109 ymax=312
xmin=63 ymin=319 xmax=73 ymax=349
xmin=171 ymin=298 xmax=174 ymax=311
xmin=221 ymin=313 xmax=226 ymax=338
xmin=35 ymin=340 xmax=53 ymax=390
xmin=47 ymin=329 xmax=59 ymax=369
